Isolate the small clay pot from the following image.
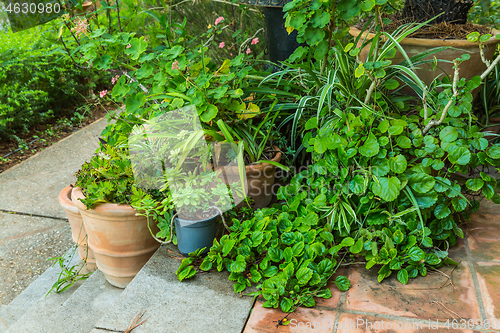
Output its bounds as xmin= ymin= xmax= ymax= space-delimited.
xmin=58 ymin=186 xmax=97 ymax=270
xmin=72 ymin=187 xmax=160 ymax=288
xmin=350 ymin=26 xmax=500 ymax=97
xmin=215 ymin=145 xmax=282 ymax=209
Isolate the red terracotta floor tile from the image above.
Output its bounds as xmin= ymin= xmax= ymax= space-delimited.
xmin=344 ymin=262 xmax=480 ymax=321
xmin=448 ymin=236 xmax=468 ymax=261
xmin=335 ymin=313 xmax=480 ymax=333
xmin=315 ymin=267 xmax=346 ymax=309
xmin=470 ymin=211 xmax=500 ymax=224
xmin=473 ymin=198 xmax=500 ymax=215
xmin=244 ymin=300 xmax=337 ymax=333
xmin=474 ymin=262 xmax=500 ymax=327
xmin=466 ymin=223 xmax=500 ymax=261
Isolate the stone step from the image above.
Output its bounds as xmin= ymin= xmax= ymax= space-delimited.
xmin=39 ymin=270 xmax=123 ymax=333
xmin=0 ymin=249 xmax=81 ymax=333
xmin=5 ymin=252 xmax=89 ymax=333
xmin=89 ymin=244 xmax=254 ymax=333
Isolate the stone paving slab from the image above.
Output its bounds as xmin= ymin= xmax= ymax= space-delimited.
xmin=0 ymin=118 xmax=106 ymax=218
xmin=0 ymin=252 xmax=81 ymax=333
xmin=41 ymin=270 xmax=123 ymax=333
xmin=90 ymin=244 xmax=255 ymax=333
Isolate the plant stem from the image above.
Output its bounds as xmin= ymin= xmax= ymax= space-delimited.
xmin=423 ymin=61 xmax=459 ymax=134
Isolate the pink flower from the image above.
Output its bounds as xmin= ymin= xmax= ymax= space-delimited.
xmin=230 ymin=53 xmax=233 ymax=56
xmin=99 ymin=90 xmax=108 ymax=98
xmin=126 ymin=44 xmax=131 ymax=49
xmin=111 ymin=75 xmax=120 ymax=85
xmin=215 ymin=16 xmax=224 ymax=26
xmin=251 ymin=38 xmax=259 ymax=45
xmin=71 ymin=18 xmax=88 ymax=39
xmin=246 ymin=48 xmax=251 ymax=55
xmin=219 ymin=42 xmax=225 ymax=49
xmin=172 ymin=60 xmax=180 ymax=70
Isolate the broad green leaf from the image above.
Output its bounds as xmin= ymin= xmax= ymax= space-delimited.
xmin=449 ymin=147 xmax=471 ymax=165
xmin=407 ymin=246 xmax=425 ymax=261
xmin=373 ymin=177 xmax=401 ymax=202
xmin=393 ymin=229 xmax=404 ymax=244
xmin=389 ymin=155 xmax=407 ymax=174
xmin=486 ymin=145 xmax=500 ymax=159
xmin=296 ymin=267 xmax=313 ymax=285
xmin=466 ymin=178 xmax=484 ymax=192
xmin=409 ymin=173 xmax=435 ymax=193
xmin=350 ymin=175 xmax=366 ymax=195
xmin=359 ymin=133 xmax=380 ymax=158
xmin=439 ymin=126 xmax=458 ymax=142
xmin=334 ymin=275 xmax=350 ymax=291
xmin=434 ymin=203 xmax=451 ymax=219
xmin=397 ymin=269 xmax=409 ymax=285
xmin=349 ymin=238 xmax=364 ymax=254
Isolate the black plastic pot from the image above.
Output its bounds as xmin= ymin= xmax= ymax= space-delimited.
xmin=262 ymin=6 xmax=301 ymax=65
xmin=175 ymin=213 xmax=219 ymax=256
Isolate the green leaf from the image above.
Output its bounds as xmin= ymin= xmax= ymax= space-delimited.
xmin=397 ymin=269 xmax=409 ymax=285
xmin=263 ymin=265 xmax=278 ymax=277
xmin=340 ymin=237 xmax=355 ymax=247
xmin=434 ymin=203 xmax=451 ymax=219
xmin=296 ymin=267 xmax=313 ymax=285
xmin=396 ymin=136 xmax=412 ymax=149
xmin=292 ymin=241 xmax=305 ymax=256
xmin=283 ymin=247 xmax=293 ymax=262
xmin=125 ymin=93 xmax=146 ymax=114
xmin=407 ymin=246 xmax=425 ymax=261
xmin=359 ymin=133 xmax=380 ymax=158
xmin=373 ymin=177 xmax=401 ymax=202
xmin=440 ymin=126 xmax=458 ymax=142
xmin=393 ymin=229 xmax=404 ymax=244
xmin=125 ymin=38 xmax=148 ymax=60
xmin=349 ymin=238 xmax=364 ymax=254
xmin=280 ymin=298 xmax=294 ymax=313
xmin=200 ymin=104 xmax=218 ymax=122
xmin=234 ymin=282 xmax=246 ymax=293
xmin=388 ymin=119 xmax=407 ymax=136
xmin=409 ymin=173 xmax=435 ymax=194
xmin=230 ymin=255 xmax=246 ymax=273
xmin=486 ymin=145 xmax=500 ymax=159
xmin=361 ymin=0 xmax=375 ymax=11
xmin=452 ymin=197 xmax=468 ymax=212
xmin=449 ymin=147 xmax=471 ymax=165
xmin=350 ymin=175 xmax=366 ymax=195
xmin=334 ymin=275 xmax=350 ymax=291
xmin=466 ymin=178 xmax=484 ymax=192
xmin=483 ymin=184 xmax=495 ymax=199
xmin=268 ymin=247 xmax=282 ymax=262
xmin=378 ymin=119 xmax=389 ymax=133
xmin=223 ymin=239 xmax=236 ymax=256
xmin=389 ymin=155 xmax=407 ymax=174
xmin=384 ymin=79 xmax=399 ymax=90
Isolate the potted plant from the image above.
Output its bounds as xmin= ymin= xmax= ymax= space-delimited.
xmin=349 ymin=0 xmax=500 ymax=91
xmin=58 ymin=185 xmax=97 ymax=270
xmin=72 ymin=145 xmax=160 ymax=288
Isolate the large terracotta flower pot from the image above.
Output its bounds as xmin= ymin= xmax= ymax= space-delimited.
xmin=71 ymin=187 xmax=160 ymax=288
xmin=216 ymin=146 xmax=282 ymax=209
xmin=350 ymin=26 xmax=500 ymax=95
xmin=58 ymin=186 xmax=97 ymax=270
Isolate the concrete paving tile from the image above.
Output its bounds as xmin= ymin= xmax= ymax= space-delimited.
xmin=0 ymin=212 xmax=67 ymax=241
xmin=244 ymin=300 xmax=337 ymax=333
xmin=466 ymin=223 xmax=500 ymax=261
xmin=0 ymin=119 xmax=106 ymax=217
xmin=92 ymin=244 xmax=254 ymax=333
xmin=345 ymin=262 xmax=480 ymax=321
xmin=335 ymin=313 xmax=480 ymax=333
xmin=474 ymin=262 xmax=500 ymax=326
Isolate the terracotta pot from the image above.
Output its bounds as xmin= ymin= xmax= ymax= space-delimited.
xmin=350 ymin=26 xmax=500 ymax=96
xmin=58 ymin=186 xmax=97 ymax=270
xmin=482 ymin=117 xmax=500 ymax=141
xmin=216 ymin=146 xmax=282 ymax=209
xmin=71 ymin=187 xmax=160 ymax=288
